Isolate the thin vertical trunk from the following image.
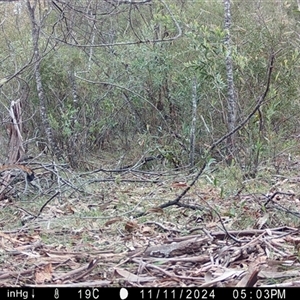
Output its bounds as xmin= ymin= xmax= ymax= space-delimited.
xmin=68 ymin=69 xmax=80 ymax=168
xmin=26 ymin=0 xmax=59 ymax=159
xmin=224 ymin=0 xmax=236 ymax=161
xmin=189 ymin=77 xmax=197 ymax=167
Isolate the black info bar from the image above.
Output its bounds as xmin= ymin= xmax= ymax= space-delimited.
xmin=0 ymin=287 xmax=295 ymax=300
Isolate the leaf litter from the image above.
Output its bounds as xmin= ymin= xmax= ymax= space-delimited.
xmin=0 ymin=160 xmax=300 ymax=287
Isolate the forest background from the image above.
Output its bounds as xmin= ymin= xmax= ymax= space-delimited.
xmin=2 ymin=0 xmax=300 ymax=173
xmin=1 ymin=0 xmax=300 ymax=287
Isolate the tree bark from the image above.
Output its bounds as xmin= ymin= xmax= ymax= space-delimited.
xmin=26 ymin=0 xmax=60 ymax=159
xmin=223 ymin=0 xmax=236 ymax=162
xmin=189 ymin=77 xmax=197 ymax=167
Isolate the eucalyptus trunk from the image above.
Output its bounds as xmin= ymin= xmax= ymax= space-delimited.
xmin=26 ymin=0 xmax=59 ymax=159
xmin=223 ymin=0 xmax=236 ymax=162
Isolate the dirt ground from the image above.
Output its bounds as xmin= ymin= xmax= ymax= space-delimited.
xmin=0 ymin=159 xmax=300 ymax=287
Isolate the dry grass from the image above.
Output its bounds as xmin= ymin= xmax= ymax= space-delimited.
xmin=0 ymin=156 xmax=300 ymax=287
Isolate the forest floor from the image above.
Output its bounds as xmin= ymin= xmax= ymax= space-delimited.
xmin=0 ymin=154 xmax=300 ymax=288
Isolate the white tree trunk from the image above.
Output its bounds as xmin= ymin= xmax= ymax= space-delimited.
xmin=26 ymin=0 xmax=59 ymax=159
xmin=224 ymin=0 xmax=236 ymax=161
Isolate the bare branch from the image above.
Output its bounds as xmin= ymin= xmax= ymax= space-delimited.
xmin=105 ymin=0 xmax=152 ymax=4
xmin=51 ymin=0 xmax=181 ymax=47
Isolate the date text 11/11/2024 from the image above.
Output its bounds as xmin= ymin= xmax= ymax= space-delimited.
xmin=138 ymin=288 xmax=286 ymax=300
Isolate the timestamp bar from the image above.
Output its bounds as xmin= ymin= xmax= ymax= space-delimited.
xmin=139 ymin=288 xmax=289 ymax=300
xmin=0 ymin=287 xmax=293 ymax=300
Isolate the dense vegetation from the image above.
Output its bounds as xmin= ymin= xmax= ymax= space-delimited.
xmin=1 ymin=0 xmax=300 ymax=173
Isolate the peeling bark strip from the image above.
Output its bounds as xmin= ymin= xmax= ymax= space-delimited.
xmin=0 ymin=100 xmax=30 ymax=198
xmin=7 ymin=99 xmax=25 ymax=164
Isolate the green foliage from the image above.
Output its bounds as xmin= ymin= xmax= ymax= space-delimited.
xmin=1 ymin=0 xmax=300 ymax=169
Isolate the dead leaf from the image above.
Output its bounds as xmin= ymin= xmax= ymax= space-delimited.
xmin=256 ymin=214 xmax=269 ymax=229
xmin=204 ymin=270 xmax=212 ymax=283
xmin=35 ymin=264 xmax=53 ymax=284
xmin=200 ymin=269 xmax=245 ymax=287
xmin=172 ymin=182 xmax=188 ymax=188
xmin=285 ymin=236 xmax=300 ymax=245
xmin=236 ymin=268 xmax=259 ymax=287
xmin=104 ymin=217 xmax=122 ymax=226
xmin=66 ymin=204 xmax=77 ymax=214
xmin=125 ymin=221 xmax=139 ymax=232
xmin=141 ymin=226 xmax=153 ymax=234
xmin=114 ymin=268 xmax=155 ymax=282
xmin=147 ymin=207 xmax=164 ymax=214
